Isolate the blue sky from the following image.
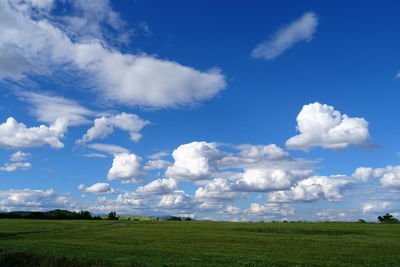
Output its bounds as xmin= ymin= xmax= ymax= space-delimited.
xmin=0 ymin=0 xmax=399 ymax=221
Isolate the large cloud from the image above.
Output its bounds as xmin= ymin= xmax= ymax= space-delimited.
xmin=286 ymin=102 xmax=370 ymax=151
xmin=166 ymin=142 xmax=226 ymax=182
xmin=0 ymin=1 xmax=226 ymax=108
xmin=77 ymin=113 xmax=149 ymax=144
xmin=0 ymin=117 xmax=67 ymax=149
xmin=107 ymin=153 xmax=144 ymax=183
xmin=252 ymin=12 xmax=318 ymax=60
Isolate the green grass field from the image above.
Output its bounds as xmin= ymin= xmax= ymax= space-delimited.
xmin=0 ymin=219 xmax=399 ymax=266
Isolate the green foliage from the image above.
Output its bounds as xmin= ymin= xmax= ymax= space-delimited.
xmin=0 ymin=209 xmax=100 ymax=220
xmin=107 ymin=211 xmax=118 ymax=220
xmin=167 ymin=216 xmax=181 ymax=221
xmin=378 ymin=213 xmax=399 ymax=223
xmin=0 ymin=220 xmax=400 ymax=266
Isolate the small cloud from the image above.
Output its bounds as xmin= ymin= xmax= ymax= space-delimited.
xmin=147 ymin=151 xmax=168 ymax=160
xmin=0 ymin=162 xmax=32 ymax=172
xmin=78 ymin=183 xmax=118 ymax=195
xmin=252 ymin=12 xmax=318 ymax=60
xmin=10 ymin=151 xmax=31 ymax=162
xmin=82 ymin=153 xmax=107 ymax=158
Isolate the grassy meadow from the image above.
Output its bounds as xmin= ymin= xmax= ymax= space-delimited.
xmin=0 ymin=219 xmax=399 ymax=266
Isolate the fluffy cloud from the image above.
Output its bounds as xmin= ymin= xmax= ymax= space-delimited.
xmin=166 ymin=142 xmax=226 ymax=182
xmin=20 ymin=92 xmax=94 ymax=126
xmin=0 ymin=189 xmax=74 ymax=212
xmin=1 ymin=151 xmax=32 ymax=172
xmin=135 ymin=178 xmax=178 ymax=195
xmin=286 ymin=102 xmax=370 ymax=151
xmin=252 ymin=12 xmax=318 ymax=60
xmin=267 ymin=175 xmax=351 ymax=202
xmin=159 ymin=190 xmax=194 ymax=209
xmin=233 ymin=169 xmax=312 ymax=192
xmin=107 ymin=153 xmax=144 ymax=183
xmin=353 ymin=166 xmax=400 ymax=188
xmin=0 ymin=117 xmax=67 ymax=149
xmin=0 ymin=1 xmax=226 ymax=108
xmin=78 ymin=183 xmax=118 ymax=194
xmin=77 ymin=113 xmax=149 ymax=144
xmin=195 ymin=178 xmax=248 ymax=209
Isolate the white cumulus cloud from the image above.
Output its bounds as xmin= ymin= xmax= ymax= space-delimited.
xmin=286 ymin=102 xmax=370 ymax=151
xmin=267 ymin=175 xmax=351 ymax=202
xmin=252 ymin=12 xmax=318 ymax=60
xmin=166 ymin=142 xmax=226 ymax=182
xmin=0 ymin=117 xmax=67 ymax=149
xmin=107 ymin=153 xmax=144 ymax=184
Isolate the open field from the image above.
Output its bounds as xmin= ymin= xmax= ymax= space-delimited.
xmin=0 ymin=219 xmax=399 ymax=266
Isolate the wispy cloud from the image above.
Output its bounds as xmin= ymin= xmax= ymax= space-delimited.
xmin=252 ymin=12 xmax=318 ymax=60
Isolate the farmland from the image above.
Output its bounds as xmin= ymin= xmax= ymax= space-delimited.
xmin=0 ymin=219 xmax=399 ymax=266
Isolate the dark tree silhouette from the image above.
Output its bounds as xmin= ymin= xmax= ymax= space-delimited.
xmin=108 ymin=211 xmax=118 ymax=220
xmin=377 ymin=213 xmax=399 ymax=223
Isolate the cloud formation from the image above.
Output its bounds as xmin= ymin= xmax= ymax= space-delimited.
xmin=252 ymin=12 xmax=318 ymax=60
xmin=166 ymin=142 xmax=226 ymax=183
xmin=353 ymin=166 xmax=400 ymax=188
xmin=0 ymin=1 xmax=226 ymax=108
xmin=286 ymin=102 xmax=370 ymax=151
xmin=0 ymin=117 xmax=67 ymax=149
xmin=10 ymin=151 xmax=31 ymax=162
xmin=78 ymin=183 xmax=118 ymax=194
xmin=267 ymin=175 xmax=351 ymax=202
xmin=0 ymin=189 xmax=74 ymax=212
xmin=0 ymin=162 xmax=32 ymax=172
xmin=107 ymin=153 xmax=144 ymax=183
xmin=77 ymin=113 xmax=149 ymax=144
xmin=21 ymin=92 xmax=94 ymax=126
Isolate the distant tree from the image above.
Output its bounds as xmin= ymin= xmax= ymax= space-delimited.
xmin=79 ymin=210 xmax=92 ymax=220
xmin=357 ymin=219 xmax=366 ymax=223
xmin=185 ymin=217 xmax=192 ymax=221
xmin=378 ymin=213 xmax=399 ymax=223
xmin=108 ymin=211 xmax=118 ymax=220
xmin=167 ymin=216 xmax=181 ymax=221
